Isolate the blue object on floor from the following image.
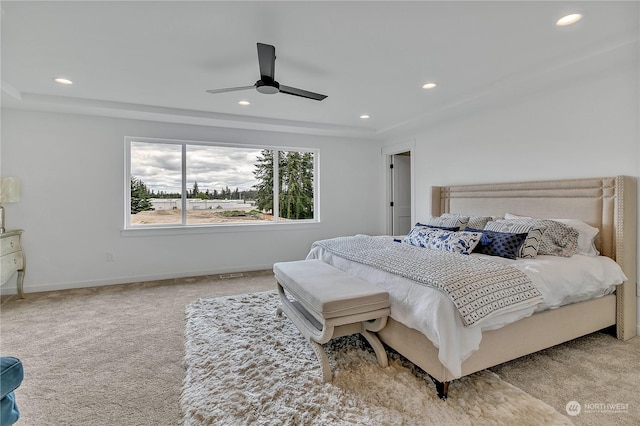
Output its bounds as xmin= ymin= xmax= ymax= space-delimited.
xmin=1 ymin=357 xmax=23 ymax=425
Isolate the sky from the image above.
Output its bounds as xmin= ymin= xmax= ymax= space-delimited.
xmin=130 ymin=142 xmax=264 ymax=194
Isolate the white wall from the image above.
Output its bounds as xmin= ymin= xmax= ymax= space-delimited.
xmin=384 ymin=61 xmax=640 ymax=331
xmin=0 ymin=110 xmax=383 ymax=293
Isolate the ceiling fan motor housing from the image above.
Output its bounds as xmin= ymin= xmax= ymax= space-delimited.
xmin=206 ymin=43 xmax=326 ymax=100
xmin=256 ymin=79 xmax=280 ymax=94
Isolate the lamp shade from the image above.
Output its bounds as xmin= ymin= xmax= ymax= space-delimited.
xmin=0 ymin=177 xmax=21 ymax=203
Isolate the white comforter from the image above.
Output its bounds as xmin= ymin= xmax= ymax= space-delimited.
xmin=306 ymin=236 xmax=627 ymax=378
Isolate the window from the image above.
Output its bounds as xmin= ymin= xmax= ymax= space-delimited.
xmin=125 ymin=137 xmax=318 ymax=229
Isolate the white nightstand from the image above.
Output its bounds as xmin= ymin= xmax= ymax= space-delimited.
xmin=1 ymin=230 xmax=25 ymax=298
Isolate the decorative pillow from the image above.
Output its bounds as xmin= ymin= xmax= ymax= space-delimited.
xmin=466 ymin=227 xmax=528 ymax=260
xmin=554 ymin=219 xmax=599 ymax=256
xmin=415 ymin=223 xmax=459 ymax=231
xmin=496 ymin=218 xmax=579 ymax=257
xmin=403 ymin=226 xmax=438 ymax=247
xmin=484 ymin=221 xmax=546 ymax=259
xmin=404 ymin=228 xmax=482 ymax=255
xmin=420 ymin=216 xmax=470 ymax=231
xmin=504 ymin=213 xmax=599 ymax=256
xmin=440 ymin=213 xmax=493 ymax=230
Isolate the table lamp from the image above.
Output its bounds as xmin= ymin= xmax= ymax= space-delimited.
xmin=0 ymin=177 xmax=21 ymax=233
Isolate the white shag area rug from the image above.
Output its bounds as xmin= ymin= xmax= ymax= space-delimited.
xmin=182 ymin=291 xmax=572 ymax=425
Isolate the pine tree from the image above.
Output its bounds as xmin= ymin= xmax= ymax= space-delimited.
xmin=280 ymin=151 xmax=302 ymax=219
xmin=300 ymin=152 xmax=315 ymax=218
xmin=253 ymin=150 xmax=275 ymax=213
xmin=131 ymin=176 xmax=154 ymax=214
xmin=253 ymin=150 xmax=314 ymax=219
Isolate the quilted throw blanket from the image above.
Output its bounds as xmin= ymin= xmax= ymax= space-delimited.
xmin=311 ymin=235 xmax=543 ymax=327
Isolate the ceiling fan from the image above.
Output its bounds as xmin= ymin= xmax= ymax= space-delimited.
xmin=206 ymin=43 xmax=327 ymax=101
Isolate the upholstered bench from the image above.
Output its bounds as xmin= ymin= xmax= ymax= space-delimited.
xmin=274 ymin=259 xmax=390 ymax=382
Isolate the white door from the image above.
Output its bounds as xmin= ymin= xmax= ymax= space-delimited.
xmin=391 ymin=154 xmax=411 ymax=235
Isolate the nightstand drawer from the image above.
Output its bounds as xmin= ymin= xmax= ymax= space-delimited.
xmin=0 ymin=235 xmax=22 ymax=256
xmin=0 ymin=250 xmax=24 ymax=283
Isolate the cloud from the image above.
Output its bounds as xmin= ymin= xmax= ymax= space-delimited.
xmin=131 ymin=142 xmax=264 ymax=194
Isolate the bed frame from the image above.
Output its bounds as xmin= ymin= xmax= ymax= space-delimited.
xmin=376 ymin=176 xmax=637 ymax=399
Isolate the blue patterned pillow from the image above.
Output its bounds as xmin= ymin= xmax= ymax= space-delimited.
xmin=466 ymin=228 xmax=528 ymax=260
xmin=404 ymin=226 xmax=441 ymax=247
xmin=484 ymin=221 xmax=547 ymax=259
xmin=404 ymin=228 xmax=482 ymax=255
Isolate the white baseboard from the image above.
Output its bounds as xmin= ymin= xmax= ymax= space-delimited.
xmin=0 ymin=263 xmax=275 ymax=295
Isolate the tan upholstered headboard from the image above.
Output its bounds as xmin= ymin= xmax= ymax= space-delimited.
xmin=431 ymin=176 xmax=637 ymax=340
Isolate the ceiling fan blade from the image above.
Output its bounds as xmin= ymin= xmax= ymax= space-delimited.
xmin=205 ymin=85 xmax=255 ymax=94
xmin=257 ymin=43 xmax=276 ymax=81
xmin=279 ymin=85 xmax=327 ymax=101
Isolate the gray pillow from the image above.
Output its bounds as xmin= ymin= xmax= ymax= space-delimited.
xmin=441 ymin=213 xmax=493 ymax=230
xmin=495 ymin=218 xmax=579 ymax=257
xmin=421 ymin=216 xmax=469 ymax=230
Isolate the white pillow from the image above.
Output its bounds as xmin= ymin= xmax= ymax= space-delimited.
xmin=504 ymin=213 xmax=599 ymax=256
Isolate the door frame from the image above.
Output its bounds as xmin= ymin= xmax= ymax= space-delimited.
xmin=382 ymin=140 xmax=415 ymax=235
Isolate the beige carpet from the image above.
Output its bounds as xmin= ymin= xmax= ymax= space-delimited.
xmin=490 ymin=331 xmax=640 ymax=426
xmin=1 ymin=271 xmax=638 ymax=425
xmin=0 ymin=271 xmax=275 ymax=425
xmin=182 ymin=291 xmax=570 ymax=425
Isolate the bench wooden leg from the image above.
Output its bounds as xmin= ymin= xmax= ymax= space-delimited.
xmin=309 ymin=339 xmax=333 ymax=383
xmin=361 ymin=329 xmax=388 ymax=368
xmin=361 ymin=317 xmax=389 ymax=367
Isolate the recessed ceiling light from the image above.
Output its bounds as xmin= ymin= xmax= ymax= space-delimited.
xmin=422 ymin=82 xmax=437 ymax=90
xmin=53 ymin=77 xmax=73 ymax=85
xmin=238 ymin=100 xmax=250 ymax=106
xmin=556 ymin=13 xmax=582 ymax=26
xmin=360 ymin=114 xmax=370 ymax=119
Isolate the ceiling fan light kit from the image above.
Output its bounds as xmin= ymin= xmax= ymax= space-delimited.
xmin=206 ymin=43 xmax=327 ymax=101
xmin=256 ymin=79 xmax=280 ymax=95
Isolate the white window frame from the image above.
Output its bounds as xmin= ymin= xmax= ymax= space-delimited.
xmin=123 ymin=136 xmax=320 ymax=236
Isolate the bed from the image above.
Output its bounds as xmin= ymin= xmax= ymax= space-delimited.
xmin=307 ymin=176 xmax=637 ymax=398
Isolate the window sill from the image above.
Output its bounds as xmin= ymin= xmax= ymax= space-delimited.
xmin=120 ymin=221 xmax=321 ymax=237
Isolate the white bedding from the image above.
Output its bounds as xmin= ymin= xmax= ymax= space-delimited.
xmin=306 ymin=236 xmax=627 ymax=378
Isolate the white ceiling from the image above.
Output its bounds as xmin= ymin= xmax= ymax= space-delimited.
xmin=1 ymin=1 xmax=638 ymax=139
